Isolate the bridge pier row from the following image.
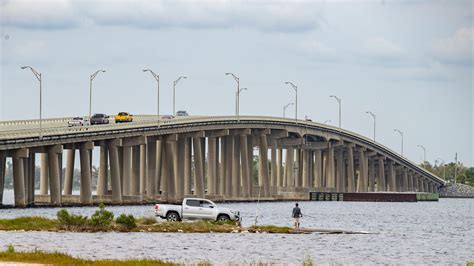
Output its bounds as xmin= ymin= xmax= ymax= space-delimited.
xmin=131 ymin=146 xmax=140 ymax=196
xmin=64 ymin=149 xmax=75 ymax=196
xmin=314 ymin=149 xmax=323 ymax=188
xmin=206 ymin=137 xmax=217 ymax=196
xmin=108 ymin=139 xmax=122 ymax=204
xmin=0 ymin=151 xmax=6 ymax=205
xmin=232 ymin=136 xmax=241 ymax=198
xmin=193 ymin=137 xmax=205 ymax=198
xmin=40 ymin=153 xmax=49 ymax=195
xmin=79 ymin=143 xmax=92 ymax=205
xmin=12 ymin=150 xmax=27 ymax=207
xmin=259 ymin=135 xmax=270 ymax=197
xmin=270 ymin=140 xmax=278 ymax=196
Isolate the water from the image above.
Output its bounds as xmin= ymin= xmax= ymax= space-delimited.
xmin=0 ymin=190 xmax=473 ymax=264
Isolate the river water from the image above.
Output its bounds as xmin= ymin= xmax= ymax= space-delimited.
xmin=0 ymin=190 xmax=473 ymax=264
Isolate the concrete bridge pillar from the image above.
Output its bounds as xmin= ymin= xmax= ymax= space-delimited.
xmin=368 ymin=157 xmax=375 ymax=192
xmin=26 ymin=153 xmax=35 ymax=205
xmin=122 ymin=146 xmax=132 ymax=196
xmin=402 ymin=169 xmax=409 ymax=192
xmin=377 ymin=158 xmax=385 ymax=191
xmin=146 ymin=138 xmax=157 ymax=200
xmin=0 ymin=151 xmax=6 ymax=205
xmin=47 ymin=146 xmax=62 ymax=206
xmin=207 ymin=137 xmax=217 ymax=196
xmin=357 ymin=150 xmax=367 ymax=192
xmin=326 ymin=146 xmax=336 ymax=190
xmin=155 ymin=140 xmax=163 ymax=196
xmin=167 ymin=139 xmax=177 ymax=201
xmin=40 ymin=153 xmax=49 ymax=195
xmin=193 ymin=137 xmax=205 ymax=198
xmin=139 ymin=145 xmax=146 ymax=196
xmin=224 ymin=136 xmax=233 ymax=197
xmin=308 ymin=151 xmax=314 ymax=188
xmin=386 ymin=160 xmax=396 ymax=192
xmin=173 ymin=139 xmax=183 ymax=200
xmin=314 ymin=149 xmax=323 ymax=188
xmin=218 ymin=138 xmax=226 ymax=196
xmin=259 ymin=135 xmax=270 ymax=197
xmin=407 ymin=171 xmax=414 ymax=192
xmin=295 ymin=149 xmax=302 ymax=187
xmin=79 ymin=143 xmax=92 ymax=205
xmin=335 ymin=148 xmax=344 ymax=192
xmin=107 ymin=139 xmax=122 ymax=204
xmin=286 ymin=147 xmax=295 ymax=187
xmin=270 ymin=140 xmax=278 ymax=194
xmin=240 ymin=135 xmax=251 ymax=198
xmin=131 ymin=146 xmax=140 ymax=196
xmin=64 ymin=149 xmax=75 ymax=196
xmin=246 ymin=135 xmax=254 ymax=196
xmin=12 ymin=149 xmax=28 ymax=207
xmin=232 ymin=136 xmax=241 ymax=198
xmin=418 ymin=176 xmax=424 ymax=192
xmin=277 ymin=148 xmax=283 ymax=187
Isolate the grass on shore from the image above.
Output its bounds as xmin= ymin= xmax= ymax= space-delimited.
xmin=0 ymin=216 xmax=57 ymax=231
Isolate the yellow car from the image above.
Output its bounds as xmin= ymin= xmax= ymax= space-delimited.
xmin=114 ymin=112 xmax=133 ymax=123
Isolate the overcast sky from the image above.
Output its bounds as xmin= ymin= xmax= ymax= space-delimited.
xmin=1 ymin=0 xmax=473 ymax=166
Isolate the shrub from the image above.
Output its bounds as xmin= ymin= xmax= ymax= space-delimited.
xmin=90 ymin=203 xmax=114 ymax=228
xmin=116 ymin=214 xmax=136 ymax=229
xmin=6 ymin=244 xmax=14 ymax=253
xmin=56 ymin=209 xmax=88 ymax=229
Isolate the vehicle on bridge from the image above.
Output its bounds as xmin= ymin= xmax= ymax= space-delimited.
xmin=161 ymin=115 xmax=175 ymax=119
xmin=90 ymin=113 xmax=110 ymax=125
xmin=114 ymin=112 xmax=133 ymax=123
xmin=67 ymin=117 xmax=87 ymax=127
xmin=155 ymin=198 xmax=241 ymax=222
xmin=176 ymin=110 xmax=189 ymax=116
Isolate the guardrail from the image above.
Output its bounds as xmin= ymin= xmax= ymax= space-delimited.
xmin=0 ymin=115 xmax=445 ymax=185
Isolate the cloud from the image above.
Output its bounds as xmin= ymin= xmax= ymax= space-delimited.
xmin=1 ymin=0 xmax=323 ymax=32
xmin=432 ymin=27 xmax=474 ymax=66
xmin=363 ymin=37 xmax=403 ymax=60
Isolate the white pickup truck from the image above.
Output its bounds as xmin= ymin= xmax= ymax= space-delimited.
xmin=155 ymin=198 xmax=241 ymax=222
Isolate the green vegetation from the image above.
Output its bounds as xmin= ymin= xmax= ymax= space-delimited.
xmin=116 ymin=214 xmax=137 ymax=229
xmin=467 ymin=262 xmax=473 ymax=266
xmin=421 ymin=161 xmax=474 ymax=186
xmin=0 ymin=248 xmax=177 ymax=265
xmin=57 ymin=209 xmax=88 ymax=230
xmin=0 ymin=216 xmax=57 ymax=231
xmin=90 ymin=203 xmax=114 ymax=228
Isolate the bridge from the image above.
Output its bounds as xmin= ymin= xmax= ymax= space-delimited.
xmin=0 ymin=115 xmax=445 ymax=207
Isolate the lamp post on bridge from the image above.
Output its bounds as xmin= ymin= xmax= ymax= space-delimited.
xmin=394 ymin=129 xmax=404 ymax=157
xmin=417 ymin=144 xmax=426 ymax=163
xmin=173 ymin=76 xmax=187 ymax=116
xmin=283 ymin=102 xmax=294 ymax=118
xmin=330 ymin=95 xmax=342 ymax=129
xmin=366 ymin=111 xmax=376 ymax=142
xmin=143 ymin=69 xmax=160 ymax=125
xmin=284 ymin=81 xmax=298 ymax=121
xmin=225 ymin=73 xmax=241 ymax=121
xmin=21 ymin=66 xmax=42 ymax=139
xmin=89 ymin=69 xmax=106 ymax=125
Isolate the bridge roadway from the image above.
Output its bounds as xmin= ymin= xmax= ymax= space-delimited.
xmin=0 ymin=115 xmax=445 ymax=207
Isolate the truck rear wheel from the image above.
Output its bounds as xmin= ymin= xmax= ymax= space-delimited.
xmin=166 ymin=211 xmax=180 ymax=222
xmin=217 ymin=214 xmax=230 ymax=222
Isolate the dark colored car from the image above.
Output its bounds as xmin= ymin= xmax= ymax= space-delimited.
xmin=90 ymin=113 xmax=110 ymax=125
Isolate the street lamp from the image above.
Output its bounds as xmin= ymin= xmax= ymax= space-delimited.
xmin=417 ymin=144 xmax=426 ymax=163
xmin=330 ymin=95 xmax=342 ymax=129
xmin=436 ymin=158 xmax=446 ymax=180
xmin=21 ymin=66 xmax=42 ymax=139
xmin=366 ymin=111 xmax=376 ymax=141
xmin=89 ymin=69 xmax=106 ymax=123
xmin=283 ymin=102 xmax=294 ymax=118
xmin=394 ymin=129 xmax=404 ymax=156
xmin=143 ymin=69 xmax=160 ymax=125
xmin=173 ymin=76 xmax=187 ymax=115
xmin=225 ymin=73 xmax=240 ymax=120
xmin=284 ymin=82 xmax=297 ymax=121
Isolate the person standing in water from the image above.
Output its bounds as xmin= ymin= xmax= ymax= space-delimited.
xmin=292 ymin=203 xmax=303 ymax=228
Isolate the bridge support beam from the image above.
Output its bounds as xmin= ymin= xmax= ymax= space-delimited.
xmin=314 ymin=149 xmax=323 ymax=188
xmin=218 ymin=138 xmax=226 ymax=196
xmin=108 ymin=139 xmax=122 ymax=204
xmin=270 ymin=140 xmax=278 ymax=195
xmin=207 ymin=137 xmax=217 ymax=196
xmin=232 ymin=136 xmax=241 ymax=197
xmin=193 ymin=137 xmax=205 ymax=198
xmin=26 ymin=153 xmax=36 ymax=205
xmin=146 ymin=139 xmax=157 ymax=201
xmin=368 ymin=157 xmax=375 ymax=192
xmin=302 ymin=149 xmax=309 ymax=188
xmin=286 ymin=147 xmax=295 ymax=187
xmin=121 ymin=146 xmax=132 ymax=196
xmin=402 ymin=169 xmax=409 ymax=192
xmin=175 ymin=138 xmax=185 ymax=200
xmin=139 ymin=144 xmax=146 ymax=196
xmin=224 ymin=136 xmax=233 ymax=197
xmin=183 ymin=139 xmax=192 ymax=196
xmin=335 ymin=148 xmax=344 ymax=192
xmin=79 ymin=143 xmax=92 ymax=205
xmin=277 ymin=148 xmax=283 ymax=187
xmin=40 ymin=153 xmax=49 ymax=195
xmin=168 ymin=140 xmax=177 ymax=202
xmin=12 ymin=150 xmax=27 ymax=208
xmin=377 ymin=158 xmax=385 ymax=191
xmin=259 ymin=135 xmax=270 ymax=197
xmin=240 ymin=135 xmax=251 ymax=198
xmin=357 ymin=150 xmax=367 ymax=192
xmin=387 ymin=161 xmax=396 ymax=192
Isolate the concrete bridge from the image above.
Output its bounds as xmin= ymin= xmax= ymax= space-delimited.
xmin=0 ymin=115 xmax=445 ymax=207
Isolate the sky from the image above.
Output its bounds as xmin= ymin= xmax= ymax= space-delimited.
xmin=0 ymin=0 xmax=473 ymax=166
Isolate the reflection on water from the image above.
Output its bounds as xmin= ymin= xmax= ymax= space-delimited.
xmin=0 ymin=190 xmax=473 ymax=264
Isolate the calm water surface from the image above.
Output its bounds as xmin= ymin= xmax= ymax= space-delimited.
xmin=0 ymin=190 xmax=473 ymax=264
